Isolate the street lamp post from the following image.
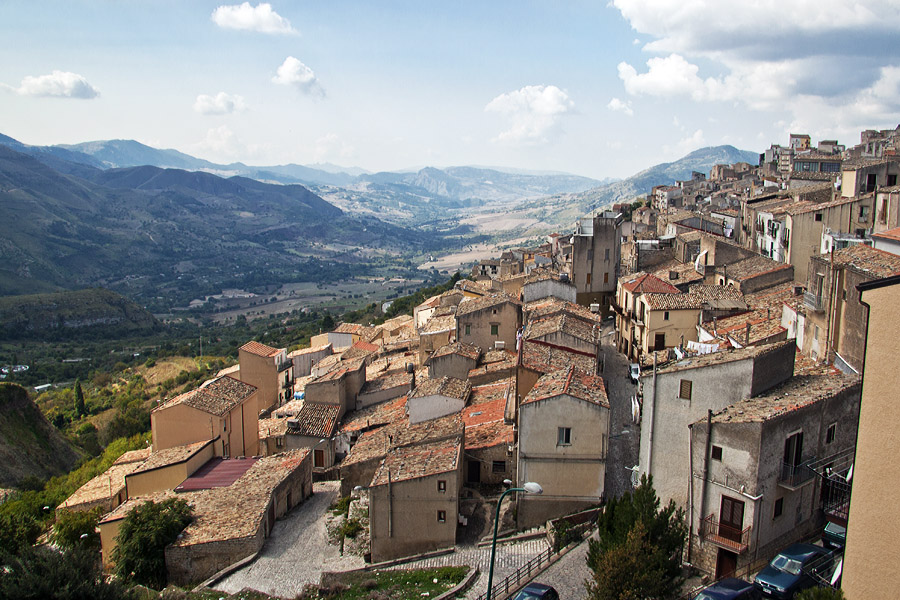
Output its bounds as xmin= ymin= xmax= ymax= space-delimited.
xmin=486 ymin=480 xmax=543 ymax=600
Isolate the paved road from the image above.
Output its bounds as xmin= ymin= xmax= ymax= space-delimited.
xmin=600 ymin=321 xmax=641 ymax=500
xmin=215 ymin=481 xmax=365 ymax=597
xmin=530 ymin=532 xmax=596 ymax=600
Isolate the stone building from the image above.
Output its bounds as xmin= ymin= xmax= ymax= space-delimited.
xmin=571 ymin=211 xmax=623 ymax=313
xmin=238 ymin=341 xmax=293 ymax=414
xmin=455 ymin=294 xmax=521 ymax=354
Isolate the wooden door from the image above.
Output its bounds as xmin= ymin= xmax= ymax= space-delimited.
xmin=719 ymin=495 xmax=745 ymax=542
xmin=654 ymin=333 xmax=666 ymax=350
xmin=715 ymin=549 xmax=738 ymax=579
xmin=468 ymin=459 xmax=481 ymax=484
xmin=314 ymin=449 xmax=325 ymax=468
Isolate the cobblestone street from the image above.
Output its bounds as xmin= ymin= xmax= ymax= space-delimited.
xmin=600 ymin=320 xmax=641 ymax=500
xmin=528 ymin=532 xmax=595 ymax=600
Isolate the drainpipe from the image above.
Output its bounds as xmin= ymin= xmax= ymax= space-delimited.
xmin=824 ymin=245 xmax=836 ymax=363
xmin=687 ymin=422 xmax=695 ymax=564
xmin=388 ymin=468 xmax=393 ymax=538
xmin=646 ymin=352 xmax=659 ymax=475
xmin=698 ymin=410 xmax=713 ymax=530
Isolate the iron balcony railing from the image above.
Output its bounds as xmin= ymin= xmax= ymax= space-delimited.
xmin=802 ymin=291 xmax=824 ymax=312
xmin=699 ymin=513 xmax=751 ymax=554
xmin=779 ymin=457 xmax=817 ymax=488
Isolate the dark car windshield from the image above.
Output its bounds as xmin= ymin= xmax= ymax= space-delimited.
xmin=770 ymin=554 xmax=804 ymax=575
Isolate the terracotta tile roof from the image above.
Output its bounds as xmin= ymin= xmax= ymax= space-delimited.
xmin=523 ymin=298 xmax=602 ymax=324
xmin=642 ymin=292 xmax=704 ymax=310
xmin=57 ymin=448 xmax=152 ymax=511
xmin=429 ymin=342 xmax=481 ymax=362
xmin=524 ymin=268 xmax=572 ymax=286
xmin=520 ymin=340 xmax=595 ymax=375
xmin=621 ymin=272 xmax=680 ymax=295
xmin=522 ymin=365 xmax=609 ymax=408
xmin=790 ymin=171 xmax=837 ymax=181
xmin=340 ymin=395 xmax=408 ymax=434
xmin=842 ymin=156 xmax=900 ymax=170
xmin=872 ymin=226 xmax=900 ymax=242
xmin=463 ymin=380 xmax=514 ymax=450
xmin=132 ymin=440 xmax=213 ymax=476
xmin=654 ymin=341 xmax=794 ymax=375
xmin=334 ymin=322 xmax=364 ymax=334
xmin=288 ymin=344 xmax=332 ymax=357
xmin=340 ymin=412 xmax=464 ymax=468
xmin=421 ymin=314 xmax=456 ymax=334
xmin=410 ymin=376 xmax=472 ymax=402
xmin=360 ymin=370 xmax=412 ymax=394
xmin=468 ymin=350 xmax=518 ymax=378
xmin=286 ymin=402 xmax=341 ymax=438
xmin=456 ymin=293 xmax=520 ymax=317
xmin=239 ymin=340 xmax=281 ymax=358
xmin=258 ymin=415 xmax=289 ymax=439
xmin=709 ymin=370 xmax=859 ymax=424
xmin=155 ymin=376 xmax=256 ymax=417
xmin=676 ymin=231 xmax=703 ymax=243
xmin=724 ymin=255 xmax=792 ymax=281
xmin=785 ymin=195 xmax=857 ymax=216
xmin=525 ymin=313 xmax=599 ymax=345
xmin=689 ymin=284 xmax=745 ymax=303
xmin=652 ymin=261 xmax=705 ymax=287
xmin=830 ymin=243 xmax=900 ymax=278
xmin=315 ymin=357 xmax=366 ymax=382
xmin=370 ymin=437 xmax=462 ymax=486
xmin=341 ymin=340 xmax=380 ymax=361
xmin=455 ymin=280 xmax=490 ymax=296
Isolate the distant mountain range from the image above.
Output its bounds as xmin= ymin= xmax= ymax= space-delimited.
xmin=0 ymin=138 xmax=441 ymax=308
xmin=515 ymin=145 xmax=760 ymax=230
xmin=0 ymin=132 xmax=759 ymax=308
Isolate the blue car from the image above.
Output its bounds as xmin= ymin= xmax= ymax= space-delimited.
xmin=753 ymin=543 xmax=832 ymax=599
xmin=511 ymin=583 xmax=559 ymax=600
xmin=693 ymin=578 xmax=761 ymax=600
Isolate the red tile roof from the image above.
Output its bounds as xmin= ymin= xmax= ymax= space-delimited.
xmin=239 ymin=340 xmax=281 ymax=357
xmin=872 ymin=227 xmax=900 ymax=242
xmin=175 ymin=457 xmax=259 ymax=491
xmin=521 ymin=365 xmax=609 ymax=408
xmin=621 ymin=272 xmax=680 ymax=294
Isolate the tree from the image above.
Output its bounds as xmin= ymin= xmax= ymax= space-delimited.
xmin=0 ymin=544 xmax=129 ymax=600
xmin=586 ymin=475 xmax=686 ymax=600
xmin=52 ymin=508 xmax=102 ymax=551
xmin=73 ymin=380 xmax=85 ymax=418
xmin=112 ymin=497 xmax=192 ymax=589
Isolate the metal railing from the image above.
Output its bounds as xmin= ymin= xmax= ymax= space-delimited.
xmin=699 ymin=513 xmax=751 ymax=554
xmin=473 ymin=525 xmax=592 ymax=600
xmin=803 ymin=291 xmax=824 ymax=311
xmin=779 ymin=458 xmax=817 ymax=488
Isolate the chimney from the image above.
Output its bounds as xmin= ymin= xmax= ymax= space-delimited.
xmin=407 ymin=362 xmax=415 ymax=393
xmin=745 ymin=322 xmax=751 ymax=346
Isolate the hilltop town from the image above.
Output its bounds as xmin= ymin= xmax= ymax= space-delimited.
xmin=51 ymin=125 xmax=900 ymax=598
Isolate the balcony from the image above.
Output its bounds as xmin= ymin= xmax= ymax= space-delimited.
xmin=822 ymin=477 xmax=852 ymax=526
xmin=700 ymin=513 xmax=751 ymax=554
xmin=802 ymin=291 xmax=824 ymax=312
xmin=277 ymin=361 xmax=292 ymax=373
xmin=779 ymin=458 xmax=817 ymax=490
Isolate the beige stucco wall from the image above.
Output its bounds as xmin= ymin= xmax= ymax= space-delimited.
xmin=151 ymin=393 xmax=257 ymax=458
xmin=99 ymin=518 xmax=123 ymax=567
xmin=843 ymin=281 xmax=900 ymax=598
xmin=369 ymin=465 xmax=460 ymax=562
xmin=126 ymin=443 xmax=215 ymax=498
xmin=517 ymin=394 xmax=609 ymax=527
xmin=640 ymin=303 xmax=700 ymax=354
xmin=457 ymin=302 xmax=520 ymax=354
xmin=239 ymin=348 xmax=279 ymax=414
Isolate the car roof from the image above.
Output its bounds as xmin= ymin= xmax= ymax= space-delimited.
xmin=778 ymin=543 xmax=829 ymax=559
xmin=695 ymin=578 xmax=753 ymax=599
xmin=522 ymin=583 xmax=554 ymax=593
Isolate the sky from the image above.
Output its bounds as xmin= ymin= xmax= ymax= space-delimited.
xmin=1 ymin=1 xmax=900 ymax=180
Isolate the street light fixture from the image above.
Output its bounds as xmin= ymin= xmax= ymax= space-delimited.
xmin=486 ymin=480 xmax=543 ymax=600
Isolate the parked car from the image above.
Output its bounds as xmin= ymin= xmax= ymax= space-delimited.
xmin=693 ymin=578 xmax=761 ymax=600
xmin=511 ymin=583 xmax=559 ymax=600
xmin=629 ymin=363 xmax=640 ymax=383
xmin=821 ymin=521 xmax=846 ymax=551
xmin=753 ymin=543 xmax=833 ymax=599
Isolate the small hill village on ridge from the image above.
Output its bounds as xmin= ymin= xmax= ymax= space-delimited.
xmin=57 ymin=126 xmax=900 ymax=598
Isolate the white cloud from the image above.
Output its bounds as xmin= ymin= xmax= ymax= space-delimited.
xmin=612 ymin=0 xmax=900 ymax=138
xmin=272 ymin=56 xmax=323 ymax=96
xmin=193 ymin=92 xmax=246 ymax=115
xmin=664 ymin=129 xmax=706 ymax=156
xmin=10 ymin=70 xmax=99 ymax=99
xmin=314 ymin=133 xmax=355 ymax=162
xmin=211 ymin=2 xmax=296 ymax=34
xmin=607 ymin=97 xmax=633 ymax=116
xmin=484 ymin=85 xmax=575 ymax=144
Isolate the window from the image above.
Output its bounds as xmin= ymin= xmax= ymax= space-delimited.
xmin=492 ymin=460 xmax=506 ymax=473
xmin=859 ymin=206 xmax=870 ymax=222
xmin=558 ymin=427 xmax=572 ymax=445
xmin=679 ymin=379 xmax=692 ymax=400
xmin=604 ymin=272 xmax=609 ymax=284
xmin=664 ymin=311 xmax=670 ymax=321
xmin=605 ymin=248 xmax=610 ymax=261
xmin=465 ymin=324 xmax=471 ymax=336
xmin=587 ymin=249 xmax=593 ymax=261
xmin=437 ymin=510 xmax=446 ymax=523
xmin=815 ymin=212 xmax=823 ymax=222
xmin=276 ymin=437 xmax=284 ymax=448
xmin=889 ymin=174 xmax=898 ymax=187
xmin=586 ymin=273 xmax=592 ymax=286
xmin=826 ymin=423 xmax=836 ymax=444
xmin=774 ymin=497 xmax=784 ymax=519
xmin=814 ymin=325 xmax=819 ymax=341
xmin=711 ymin=445 xmax=723 ymax=461
xmin=438 ymin=480 xmax=447 ymax=493
xmin=490 ymin=323 xmax=499 ymax=336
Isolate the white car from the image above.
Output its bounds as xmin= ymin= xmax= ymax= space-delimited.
xmin=629 ymin=363 xmax=640 ymax=384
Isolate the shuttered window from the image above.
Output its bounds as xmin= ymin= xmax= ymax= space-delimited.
xmin=679 ymin=379 xmax=692 ymax=400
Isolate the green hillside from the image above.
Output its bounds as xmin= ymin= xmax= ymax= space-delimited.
xmin=0 ymin=383 xmax=81 ymax=487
